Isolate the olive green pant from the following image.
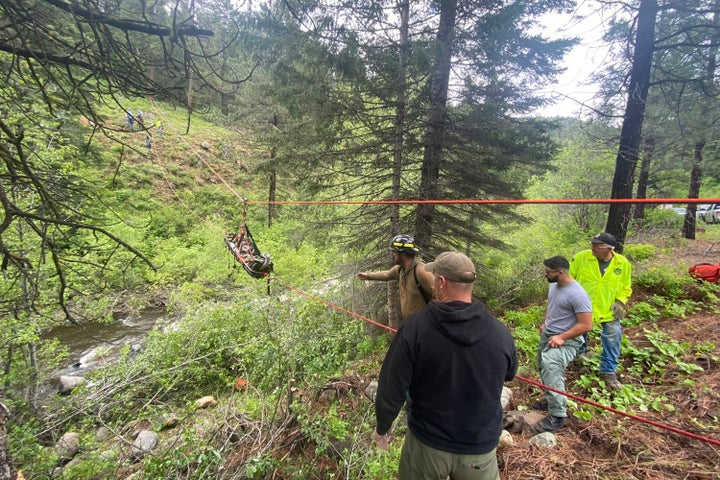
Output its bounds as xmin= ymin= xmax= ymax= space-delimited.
xmin=398 ymin=429 xmax=500 ymax=480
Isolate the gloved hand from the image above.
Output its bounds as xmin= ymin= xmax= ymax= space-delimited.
xmin=610 ymin=300 xmax=626 ymax=321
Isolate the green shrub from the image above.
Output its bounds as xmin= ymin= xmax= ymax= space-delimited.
xmin=623 ymin=243 xmax=657 ymax=261
xmin=626 ymin=301 xmax=661 ymax=326
xmin=633 ymin=267 xmax=692 ymax=299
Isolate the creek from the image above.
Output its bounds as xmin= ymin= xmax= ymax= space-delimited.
xmin=39 ymin=308 xmax=167 ymax=396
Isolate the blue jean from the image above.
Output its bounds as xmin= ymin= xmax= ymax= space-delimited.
xmin=599 ymin=320 xmax=622 ymax=374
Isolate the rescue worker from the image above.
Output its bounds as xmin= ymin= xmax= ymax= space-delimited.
xmin=358 ymin=234 xmax=435 ymax=322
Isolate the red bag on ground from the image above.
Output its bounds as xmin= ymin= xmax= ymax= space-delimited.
xmin=689 ymin=263 xmax=720 ymax=282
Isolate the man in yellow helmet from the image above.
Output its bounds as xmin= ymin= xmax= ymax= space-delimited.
xmin=358 ymin=234 xmax=435 ymax=322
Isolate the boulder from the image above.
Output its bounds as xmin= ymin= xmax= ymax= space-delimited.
xmin=500 ymin=387 xmax=513 ymax=410
xmin=58 ymin=376 xmax=85 ymax=395
xmin=498 ymin=429 xmax=514 ymax=449
xmin=131 ymin=430 xmax=158 ymax=460
xmin=528 ymin=431 xmax=557 ymax=448
xmin=195 ymin=396 xmax=217 ymax=409
xmin=55 ymin=432 xmax=80 ymax=461
xmin=364 ymin=381 xmax=378 ymax=402
xmin=159 ymin=413 xmax=179 ymax=430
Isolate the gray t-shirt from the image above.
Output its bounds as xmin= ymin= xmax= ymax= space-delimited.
xmin=545 ymin=281 xmax=592 ymax=336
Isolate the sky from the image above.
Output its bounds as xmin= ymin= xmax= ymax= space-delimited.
xmin=532 ymin=2 xmax=613 ymax=118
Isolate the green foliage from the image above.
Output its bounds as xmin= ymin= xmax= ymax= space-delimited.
xmin=640 ymin=208 xmax=685 ymax=229
xmin=633 ymin=267 xmax=692 ymax=300
xmin=622 ymin=243 xmax=657 ymax=261
xmin=501 ymin=306 xmax=544 ymax=363
xmin=626 ymin=301 xmax=661 ymax=326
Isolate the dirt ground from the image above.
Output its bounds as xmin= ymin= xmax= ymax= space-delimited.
xmin=499 ymin=235 xmax=720 ymax=480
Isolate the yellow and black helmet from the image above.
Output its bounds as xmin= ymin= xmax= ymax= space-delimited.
xmin=389 ymin=234 xmax=420 ymax=255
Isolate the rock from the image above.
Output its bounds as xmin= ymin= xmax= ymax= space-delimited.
xmin=131 ymin=430 xmax=158 ymax=460
xmin=364 ymin=381 xmax=378 ymax=402
xmin=500 ymin=387 xmax=513 ymax=410
xmin=159 ymin=413 xmax=179 ymax=430
xmin=498 ymin=429 xmax=514 ymax=449
xmin=100 ymin=449 xmax=118 ymax=461
xmin=528 ymin=431 xmax=557 ymax=448
xmin=503 ymin=410 xmax=547 ymax=435
xmin=94 ymin=426 xmax=112 ymax=442
xmin=502 ymin=410 xmax=525 ymax=434
xmin=55 ymin=432 xmax=80 ymax=461
xmin=195 ymin=396 xmax=217 ymax=409
xmin=58 ymin=376 xmax=85 ymax=395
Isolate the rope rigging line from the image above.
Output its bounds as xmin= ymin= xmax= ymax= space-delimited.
xmin=147 ymin=102 xmax=720 ymax=210
xmin=145 ymin=100 xmax=720 ymax=447
xmin=147 ymin=103 xmax=274 ymax=281
xmin=244 ymin=197 xmax=720 ymax=206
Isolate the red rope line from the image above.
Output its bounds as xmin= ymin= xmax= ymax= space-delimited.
xmin=269 ymin=276 xmax=720 ymax=447
xmin=268 ymin=275 xmax=396 ymax=333
xmin=517 ymin=375 xmax=720 ymax=447
xmin=246 ymin=198 xmax=720 ymax=205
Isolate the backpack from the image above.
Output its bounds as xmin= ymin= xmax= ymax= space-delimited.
xmin=688 ymin=263 xmax=720 ymax=282
xmin=411 ymin=263 xmax=432 ymax=303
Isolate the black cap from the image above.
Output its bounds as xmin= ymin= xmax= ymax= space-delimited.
xmin=590 ymin=232 xmax=617 ymax=248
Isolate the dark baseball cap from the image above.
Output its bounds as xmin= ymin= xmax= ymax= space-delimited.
xmin=590 ymin=232 xmax=617 ymax=248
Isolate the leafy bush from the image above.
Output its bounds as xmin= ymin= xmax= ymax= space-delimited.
xmin=633 ymin=267 xmax=692 ymax=300
xmin=623 ymin=243 xmax=657 ymax=261
xmin=626 ymin=301 xmax=661 ymax=326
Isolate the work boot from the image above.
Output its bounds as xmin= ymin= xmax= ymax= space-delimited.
xmin=535 ymin=415 xmax=565 ymax=433
xmin=600 ymin=372 xmax=623 ymax=390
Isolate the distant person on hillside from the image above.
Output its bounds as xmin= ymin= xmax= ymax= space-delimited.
xmin=136 ymin=109 xmax=145 ymax=128
xmin=374 ymin=251 xmax=518 ymax=480
xmin=534 ymin=255 xmax=592 ymax=432
xmin=570 ymin=233 xmax=632 ymax=390
xmin=126 ymin=109 xmax=134 ymax=130
xmin=155 ymin=120 xmax=163 ymax=138
xmin=357 ymin=234 xmax=435 ymax=324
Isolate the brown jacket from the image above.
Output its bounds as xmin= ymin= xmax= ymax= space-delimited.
xmin=364 ymin=257 xmax=436 ymax=319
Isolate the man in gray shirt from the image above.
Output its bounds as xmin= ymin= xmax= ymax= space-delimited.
xmin=534 ymin=255 xmax=593 ymax=432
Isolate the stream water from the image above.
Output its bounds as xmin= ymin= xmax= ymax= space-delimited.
xmin=39 ymin=308 xmax=167 ymax=395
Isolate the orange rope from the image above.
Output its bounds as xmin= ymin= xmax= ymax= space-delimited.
xmin=146 ymin=100 xmax=720 ymax=446
xmin=245 ymin=198 xmax=720 ymax=205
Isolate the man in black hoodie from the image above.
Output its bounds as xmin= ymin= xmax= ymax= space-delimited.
xmin=374 ymin=251 xmax=518 ymax=480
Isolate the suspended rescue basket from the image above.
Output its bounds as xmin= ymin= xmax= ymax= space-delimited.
xmin=225 ymin=222 xmax=274 ymax=279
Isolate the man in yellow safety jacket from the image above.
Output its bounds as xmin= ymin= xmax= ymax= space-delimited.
xmin=570 ymin=232 xmax=632 ymax=390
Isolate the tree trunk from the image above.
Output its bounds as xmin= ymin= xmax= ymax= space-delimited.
xmin=633 ymin=134 xmax=654 ymax=221
xmin=606 ymin=0 xmax=658 ymax=252
xmin=386 ymin=1 xmax=410 ymax=329
xmin=683 ymin=141 xmax=704 ymax=239
xmin=683 ymin=4 xmax=720 ymax=239
xmin=390 ymin=0 xmax=409 ymax=237
xmin=269 ymin=114 xmax=279 ymax=228
xmin=0 ymin=403 xmax=18 ymax=480
xmin=415 ymin=0 xmax=457 ymax=251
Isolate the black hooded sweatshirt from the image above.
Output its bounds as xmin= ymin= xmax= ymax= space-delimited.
xmin=375 ymin=300 xmax=517 ymax=454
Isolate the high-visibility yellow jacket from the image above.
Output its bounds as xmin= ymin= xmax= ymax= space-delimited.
xmin=569 ymin=249 xmax=632 ymax=324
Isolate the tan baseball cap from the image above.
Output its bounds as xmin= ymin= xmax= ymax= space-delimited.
xmin=424 ymin=251 xmax=476 ymax=283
